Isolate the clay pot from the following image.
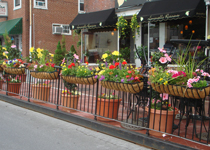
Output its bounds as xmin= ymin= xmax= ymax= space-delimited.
xmin=146 ymin=107 xmax=178 ymax=136
xmin=97 ymin=98 xmax=122 ymax=121
xmin=31 ymin=85 xmax=51 ymax=103
xmin=0 ymin=80 xmax=4 ymax=89
xmin=7 ymin=82 xmax=22 ymax=96
xmin=61 ymin=94 xmax=80 ymax=112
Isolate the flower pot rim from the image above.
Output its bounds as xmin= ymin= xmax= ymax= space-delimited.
xmin=101 ymin=80 xmax=142 ymax=85
xmin=97 ymin=98 xmax=122 ymax=102
xmin=145 ymin=107 xmax=179 ymax=115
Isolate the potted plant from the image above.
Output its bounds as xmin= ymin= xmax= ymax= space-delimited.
xmin=61 ymin=87 xmax=81 ymax=112
xmin=149 ymin=47 xmax=210 ymax=99
xmin=31 ymin=79 xmax=51 ymax=103
xmin=146 ymin=92 xmax=178 ymax=136
xmin=120 ymin=47 xmax=130 ymax=63
xmin=116 ymin=16 xmax=128 ymax=39
xmin=28 ymin=47 xmax=58 ymax=80
xmin=2 ymin=59 xmax=25 ymax=75
xmin=97 ymin=92 xmax=122 ymax=121
xmin=6 ymin=75 xmax=21 ymax=96
xmin=61 ymin=54 xmax=97 ymax=85
xmin=96 ymin=51 xmax=144 ymax=94
xmin=0 ymin=45 xmax=8 ymax=72
xmin=130 ymin=14 xmax=140 ymax=39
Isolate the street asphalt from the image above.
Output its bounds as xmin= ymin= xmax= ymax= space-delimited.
xmin=0 ymin=100 xmax=151 ymax=150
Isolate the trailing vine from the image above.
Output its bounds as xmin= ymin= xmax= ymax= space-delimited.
xmin=130 ymin=14 xmax=140 ymax=39
xmin=116 ymin=16 xmax=128 ymax=39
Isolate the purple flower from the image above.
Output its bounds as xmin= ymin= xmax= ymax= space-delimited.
xmin=119 ymin=63 xmax=122 ymax=70
xmin=74 ymin=58 xmax=76 ymax=63
xmin=121 ymin=79 xmax=124 ymax=83
xmin=89 ymin=68 xmax=92 ymax=70
xmin=113 ymin=60 xmax=115 ymax=65
xmin=115 ymin=75 xmax=118 ymax=77
xmin=80 ymin=59 xmax=83 ymax=63
xmin=130 ymin=77 xmax=134 ymax=80
xmin=127 ymin=79 xmax=131 ymax=82
xmin=99 ymin=75 xmax=105 ymax=81
xmin=105 ymin=62 xmax=108 ymax=67
xmin=95 ymin=75 xmax=98 ymax=79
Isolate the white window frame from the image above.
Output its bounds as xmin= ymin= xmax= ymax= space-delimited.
xmin=78 ymin=0 xmax=84 ymax=13
xmin=14 ymin=0 xmax=21 ymax=10
xmin=34 ymin=0 xmax=48 ymax=10
xmin=52 ymin=24 xmax=72 ymax=35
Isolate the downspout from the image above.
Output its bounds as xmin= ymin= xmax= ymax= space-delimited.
xmin=206 ymin=5 xmax=209 ymax=40
xmin=29 ymin=0 xmax=32 ymax=52
xmin=148 ymin=21 xmax=150 ymax=66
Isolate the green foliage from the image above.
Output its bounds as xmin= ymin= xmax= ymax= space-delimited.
xmin=120 ymin=47 xmax=130 ymax=61
xmin=116 ymin=16 xmax=128 ymax=39
xmin=61 ymin=35 xmax=66 ymax=55
xmin=65 ymin=45 xmax=77 ymax=62
xmin=130 ymin=14 xmax=140 ymax=39
xmin=54 ymin=41 xmax=64 ymax=66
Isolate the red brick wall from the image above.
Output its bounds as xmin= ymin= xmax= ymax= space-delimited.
xmin=84 ymin=0 xmax=115 ymax=12
xmin=0 ymin=0 xmax=80 ymax=58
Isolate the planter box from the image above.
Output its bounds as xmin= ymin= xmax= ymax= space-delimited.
xmin=62 ymin=75 xmax=97 ymax=85
xmin=7 ymin=82 xmax=22 ymax=96
xmin=61 ymin=94 xmax=80 ymax=112
xmin=97 ymin=98 xmax=122 ymax=121
xmin=31 ymin=85 xmax=51 ymax=103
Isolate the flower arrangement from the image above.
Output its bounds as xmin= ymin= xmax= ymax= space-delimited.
xmin=7 ymin=75 xmax=21 ymax=83
xmin=62 ymin=88 xmax=81 ymax=95
xmin=28 ymin=47 xmax=55 ymax=72
xmin=96 ymin=60 xmax=143 ymax=83
xmin=3 ymin=59 xmax=25 ymax=68
xmin=130 ymin=14 xmax=140 ymax=39
xmin=116 ymin=16 xmax=128 ymax=39
xmin=151 ymin=48 xmax=171 ymax=68
xmin=34 ymin=79 xmax=50 ymax=86
xmin=98 ymin=92 xmax=120 ymax=99
xmin=101 ymin=50 xmax=123 ymax=63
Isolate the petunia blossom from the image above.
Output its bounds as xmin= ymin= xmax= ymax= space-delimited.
xmin=158 ymin=47 xmax=166 ymax=53
xmin=11 ymin=45 xmax=16 ymax=48
xmin=160 ymin=93 xmax=168 ymax=101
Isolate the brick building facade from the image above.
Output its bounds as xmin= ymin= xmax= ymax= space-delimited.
xmin=0 ymin=0 xmax=79 ymax=57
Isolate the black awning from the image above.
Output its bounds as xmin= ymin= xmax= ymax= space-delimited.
xmin=70 ymin=8 xmax=117 ymax=30
xmin=138 ymin=0 xmax=206 ymax=23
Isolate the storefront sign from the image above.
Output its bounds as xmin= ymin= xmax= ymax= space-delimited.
xmin=77 ymin=24 xmax=97 ymax=29
xmin=0 ymin=2 xmax=8 ymax=17
xmin=148 ymin=14 xmax=180 ymax=21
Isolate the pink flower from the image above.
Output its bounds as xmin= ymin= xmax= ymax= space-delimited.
xmin=159 ymin=57 xmax=167 ymax=64
xmin=34 ymin=65 xmax=37 ymax=69
xmin=167 ymin=70 xmax=178 ymax=75
xmin=62 ymin=58 xmax=65 ymax=64
xmin=187 ymin=83 xmax=193 ymax=88
xmin=156 ymin=100 xmax=161 ymax=103
xmin=44 ymin=80 xmax=50 ymax=85
xmin=152 ymin=99 xmax=155 ymax=104
xmin=200 ymin=70 xmax=204 ymax=73
xmin=73 ymin=54 xmax=79 ymax=59
xmin=164 ymin=53 xmax=171 ymax=62
xmin=11 ymin=45 xmax=16 ymax=48
xmin=4 ymin=51 xmax=8 ymax=54
xmin=158 ymin=47 xmax=166 ymax=53
xmin=195 ymin=69 xmax=200 ymax=72
xmin=160 ymin=93 xmax=168 ymax=101
xmin=40 ymin=65 xmax=43 ymax=68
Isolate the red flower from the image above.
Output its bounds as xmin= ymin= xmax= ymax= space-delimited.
xmin=115 ymin=62 xmax=119 ymax=67
xmin=71 ymin=63 xmax=75 ymax=67
xmin=7 ymin=79 xmax=10 ymax=81
xmin=46 ymin=63 xmax=49 ymax=66
xmin=127 ymin=70 xmax=132 ymax=74
xmin=126 ymin=75 xmax=130 ymax=78
xmin=86 ymin=62 xmax=89 ymax=65
xmin=109 ymin=65 xmax=115 ymax=69
xmin=122 ymin=61 xmax=127 ymax=65
xmin=51 ymin=63 xmax=55 ymax=67
xmin=168 ymin=104 xmax=171 ymax=107
xmin=68 ymin=65 xmax=72 ymax=69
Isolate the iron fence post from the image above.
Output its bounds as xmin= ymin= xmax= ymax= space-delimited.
xmin=94 ymin=79 xmax=99 ymax=120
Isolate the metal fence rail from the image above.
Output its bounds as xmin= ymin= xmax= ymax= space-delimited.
xmin=0 ymin=68 xmax=209 ymax=145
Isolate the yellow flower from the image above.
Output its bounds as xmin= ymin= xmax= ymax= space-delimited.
xmin=5 ymin=55 xmax=8 ymax=59
xmin=50 ymin=59 xmax=52 ymax=62
xmin=2 ymin=62 xmax=6 ymax=65
xmin=91 ymin=72 xmax=93 ymax=75
xmin=51 ymin=54 xmax=54 ymax=57
xmin=2 ymin=52 xmax=5 ymax=56
xmin=95 ymin=67 xmax=100 ymax=71
xmin=159 ymin=78 xmax=163 ymax=81
xmin=37 ymin=53 xmax=42 ymax=58
xmin=101 ymin=64 xmax=104 ymax=66
xmin=102 ymin=53 xmax=108 ymax=60
xmin=112 ymin=51 xmax=119 ymax=56
xmin=130 ymin=65 xmax=133 ymax=68
xmin=95 ymin=73 xmax=98 ymax=75
xmin=36 ymin=48 xmax=42 ymax=53
xmin=2 ymin=47 xmax=6 ymax=50
xmin=164 ymin=81 xmax=168 ymax=85
xmin=102 ymin=67 xmax=106 ymax=70
xmin=98 ymin=70 xmax=105 ymax=75
xmin=30 ymin=47 xmax=34 ymax=53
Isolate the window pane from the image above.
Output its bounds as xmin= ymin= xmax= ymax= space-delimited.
xmin=80 ymin=3 xmax=84 ymax=11
xmin=15 ymin=0 xmax=20 ymax=6
xmin=63 ymin=26 xmax=69 ymax=33
xmin=36 ymin=0 xmax=45 ymax=6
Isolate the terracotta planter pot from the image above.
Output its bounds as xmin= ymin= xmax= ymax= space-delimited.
xmin=61 ymin=94 xmax=80 ymax=112
xmin=7 ymin=82 xmax=22 ymax=96
xmin=0 ymin=80 xmax=4 ymax=89
xmin=31 ymin=85 xmax=51 ymax=103
xmin=21 ymin=74 xmax=27 ymax=82
xmin=146 ymin=107 xmax=178 ymax=136
xmin=97 ymin=98 xmax=122 ymax=121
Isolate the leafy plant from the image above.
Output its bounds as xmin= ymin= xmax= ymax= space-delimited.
xmin=130 ymin=14 xmax=140 ymax=39
xmin=65 ymin=45 xmax=78 ymax=62
xmin=116 ymin=16 xmax=128 ymax=39
xmin=120 ymin=47 xmax=130 ymax=62
xmin=54 ymin=41 xmax=64 ymax=66
xmin=101 ymin=50 xmax=123 ymax=63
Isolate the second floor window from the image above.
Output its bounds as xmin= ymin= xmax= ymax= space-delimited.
xmin=34 ymin=0 xmax=47 ymax=9
xmin=14 ymin=0 xmax=21 ymax=10
xmin=79 ymin=0 xmax=84 ymax=12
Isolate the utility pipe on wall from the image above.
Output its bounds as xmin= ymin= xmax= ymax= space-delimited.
xmin=29 ymin=0 xmax=32 ymax=51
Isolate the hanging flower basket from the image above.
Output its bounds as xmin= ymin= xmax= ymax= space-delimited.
xmin=62 ymin=75 xmax=97 ymax=85
xmin=101 ymin=81 xmax=144 ymax=94
xmin=151 ymin=83 xmax=210 ymax=99
xmin=4 ymin=67 xmax=25 ymax=75
xmin=30 ymin=71 xmax=59 ymax=80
